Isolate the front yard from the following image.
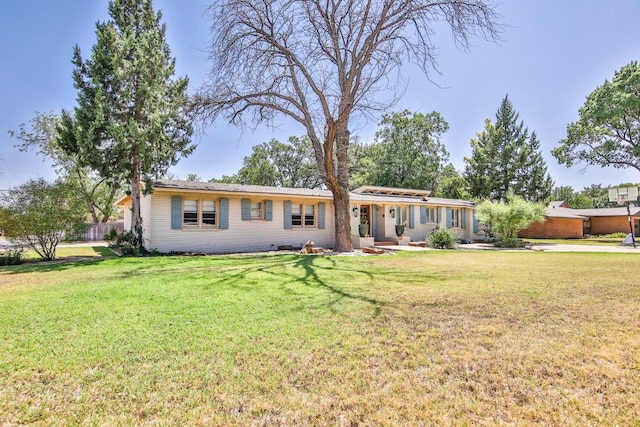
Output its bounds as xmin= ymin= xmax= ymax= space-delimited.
xmin=1 ymin=251 xmax=638 ymax=425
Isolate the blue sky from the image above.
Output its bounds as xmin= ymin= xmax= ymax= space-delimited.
xmin=1 ymin=0 xmax=639 ymax=192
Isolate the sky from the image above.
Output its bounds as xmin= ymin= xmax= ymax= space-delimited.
xmin=1 ymin=0 xmax=639 ymax=193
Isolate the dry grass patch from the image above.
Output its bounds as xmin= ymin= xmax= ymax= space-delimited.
xmin=1 ymin=251 xmax=638 ymax=425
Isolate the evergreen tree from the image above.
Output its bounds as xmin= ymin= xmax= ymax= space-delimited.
xmin=59 ymin=0 xmax=193 ymax=250
xmin=464 ymin=95 xmax=554 ymax=202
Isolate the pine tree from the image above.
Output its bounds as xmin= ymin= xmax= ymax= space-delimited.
xmin=464 ymin=95 xmax=554 ymax=202
xmin=59 ymin=0 xmax=193 ymax=250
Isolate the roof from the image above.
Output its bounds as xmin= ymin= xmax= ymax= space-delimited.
xmin=153 ymin=179 xmax=334 ymax=199
xmin=545 ymin=207 xmax=588 ymax=219
xmin=145 ymin=180 xmax=474 ymax=207
xmin=573 ymin=206 xmax=640 ymax=217
xmin=548 ymin=201 xmax=568 ymax=209
xmin=352 ymin=186 xmax=431 ymax=197
xmin=540 ymin=201 xmax=640 ymax=219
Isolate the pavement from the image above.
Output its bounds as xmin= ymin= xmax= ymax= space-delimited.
xmin=375 ymin=241 xmax=639 ymax=253
xmin=460 ymin=242 xmax=639 ymax=253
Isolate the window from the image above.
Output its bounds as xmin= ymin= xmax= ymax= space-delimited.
xmin=183 ymin=199 xmax=216 ymax=227
xmin=183 ymin=199 xmax=198 ymax=226
xmin=426 ymin=207 xmax=436 ymax=223
xmin=304 ymin=204 xmax=315 ymax=226
xmin=451 ymin=208 xmax=461 ymax=228
xmin=202 ymin=200 xmax=216 ymax=225
xmin=396 ymin=206 xmax=408 ymax=225
xmin=250 ymin=201 xmax=263 ymax=219
xmin=292 ymin=203 xmax=316 ymax=228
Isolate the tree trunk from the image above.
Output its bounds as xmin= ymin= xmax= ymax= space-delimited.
xmin=332 ymin=188 xmax=353 ymax=252
xmin=130 ymin=153 xmax=144 ymax=251
xmin=319 ymin=121 xmax=353 ymax=253
xmin=75 ymin=168 xmax=100 ymax=224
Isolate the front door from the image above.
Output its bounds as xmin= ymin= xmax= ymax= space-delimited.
xmin=635 ymin=219 xmax=640 ymax=237
xmin=359 ymin=205 xmax=370 ymax=237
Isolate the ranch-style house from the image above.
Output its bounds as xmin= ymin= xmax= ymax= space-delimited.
xmin=116 ymin=180 xmax=483 ymax=253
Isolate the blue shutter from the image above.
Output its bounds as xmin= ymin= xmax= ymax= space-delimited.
xmin=318 ymin=202 xmax=325 ymax=229
xmin=265 ymin=200 xmax=273 ymax=221
xmin=283 ymin=201 xmax=292 ymax=229
xmin=461 ymin=208 xmax=467 ymax=229
xmin=446 ymin=208 xmax=452 ymax=228
xmin=371 ymin=205 xmax=378 ymax=239
xmin=219 ymin=198 xmax=229 ymax=229
xmin=409 ymin=205 xmax=415 ymax=228
xmin=171 ymin=196 xmax=182 ymax=229
xmin=241 ymin=198 xmax=250 ymax=221
xmin=420 ymin=206 xmax=427 ymax=224
xmin=437 ymin=207 xmax=442 ymax=224
xmin=473 ymin=211 xmax=480 ymax=233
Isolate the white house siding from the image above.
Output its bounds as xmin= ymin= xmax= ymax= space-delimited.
xmin=118 ymin=181 xmax=484 ymax=252
xmin=144 ymin=191 xmax=335 ymax=253
xmin=348 ymin=202 xmax=483 ymax=243
xmin=123 ymin=204 xmax=132 ymax=233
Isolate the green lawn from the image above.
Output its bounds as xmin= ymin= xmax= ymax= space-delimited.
xmin=21 ymin=245 xmax=117 ymax=261
xmin=1 ymin=251 xmax=638 ymax=425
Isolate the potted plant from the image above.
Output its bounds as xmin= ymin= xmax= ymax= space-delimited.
xmin=359 ymin=222 xmax=369 ymax=238
xmin=395 ymin=223 xmax=405 ymax=239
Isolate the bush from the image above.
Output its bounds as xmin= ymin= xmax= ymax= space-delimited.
xmin=604 ymin=232 xmax=628 ymax=239
xmin=104 ymin=229 xmax=138 ymax=256
xmin=427 ymin=228 xmax=457 ymax=249
xmin=0 ymin=248 xmax=25 ymax=266
xmin=0 ymin=178 xmax=88 ymax=260
xmin=495 ymin=237 xmax=523 ymax=248
xmin=476 ymin=194 xmax=546 ymax=246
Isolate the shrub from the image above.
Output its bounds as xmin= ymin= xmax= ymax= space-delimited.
xmin=104 ymin=229 xmax=138 ymax=256
xmin=1 ymin=178 xmax=88 ymax=260
xmin=476 ymin=194 xmax=545 ymax=246
xmin=0 ymin=248 xmax=25 ymax=266
xmin=495 ymin=237 xmax=523 ymax=248
xmin=604 ymin=232 xmax=627 ymax=239
xmin=427 ymin=228 xmax=457 ymax=249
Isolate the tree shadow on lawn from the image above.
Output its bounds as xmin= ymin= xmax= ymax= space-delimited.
xmin=155 ymin=253 xmax=386 ymax=317
xmin=292 ymin=255 xmax=384 ymax=316
xmin=2 ymin=251 xmax=384 ymax=316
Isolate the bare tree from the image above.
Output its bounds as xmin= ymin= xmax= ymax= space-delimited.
xmin=195 ymin=0 xmax=502 ymax=251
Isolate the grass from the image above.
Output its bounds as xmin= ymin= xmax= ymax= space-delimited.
xmin=1 ymin=251 xmax=639 ymax=425
xmin=21 ymin=245 xmax=117 ymax=261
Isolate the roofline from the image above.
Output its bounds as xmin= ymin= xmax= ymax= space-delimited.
xmin=113 ymin=180 xmax=476 ymax=208
xmin=152 ymin=180 xmax=335 ymax=200
xmin=115 ymin=194 xmax=131 ymax=206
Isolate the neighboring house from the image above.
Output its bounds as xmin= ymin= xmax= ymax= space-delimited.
xmin=116 ymin=180 xmax=482 ymax=253
xmin=519 ymin=201 xmax=588 ymax=239
xmin=574 ymin=206 xmax=640 ymax=237
xmin=519 ymin=201 xmax=640 ymax=239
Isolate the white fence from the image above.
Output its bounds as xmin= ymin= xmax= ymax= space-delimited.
xmin=83 ymin=222 xmax=124 ymax=241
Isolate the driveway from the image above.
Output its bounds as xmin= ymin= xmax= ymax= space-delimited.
xmin=461 ymin=242 xmax=639 ymax=253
